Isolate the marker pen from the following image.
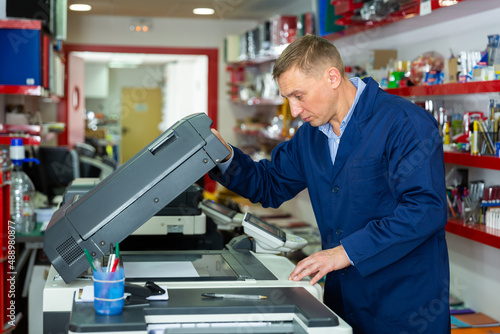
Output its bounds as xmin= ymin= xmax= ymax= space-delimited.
xmin=472 ymin=121 xmax=479 ymax=155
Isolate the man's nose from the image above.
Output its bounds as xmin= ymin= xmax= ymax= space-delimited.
xmin=290 ymin=103 xmax=302 ymax=118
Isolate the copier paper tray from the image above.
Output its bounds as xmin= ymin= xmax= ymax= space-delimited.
xmin=43 ymin=113 xmax=230 ymax=283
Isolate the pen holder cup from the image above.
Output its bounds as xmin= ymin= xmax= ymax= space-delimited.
xmin=93 ymin=268 xmax=125 ymax=315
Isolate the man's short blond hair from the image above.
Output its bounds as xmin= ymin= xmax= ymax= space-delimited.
xmin=272 ymin=34 xmax=345 ymax=81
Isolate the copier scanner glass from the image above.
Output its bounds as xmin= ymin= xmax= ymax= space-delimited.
xmin=122 ymin=253 xmax=238 ymax=280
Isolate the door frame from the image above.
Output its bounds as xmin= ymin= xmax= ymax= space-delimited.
xmin=59 ymin=44 xmax=218 ymax=144
xmin=60 ymin=44 xmax=219 ymax=191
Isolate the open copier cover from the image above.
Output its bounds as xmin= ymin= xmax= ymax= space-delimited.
xmin=43 ymin=113 xmax=230 ymax=283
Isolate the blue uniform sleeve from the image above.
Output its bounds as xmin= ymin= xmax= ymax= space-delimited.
xmin=212 ymin=136 xmax=308 ymax=209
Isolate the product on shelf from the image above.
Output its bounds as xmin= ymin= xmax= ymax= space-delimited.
xmin=270 ymin=15 xmax=297 ymax=53
xmin=409 ymin=51 xmax=445 ymax=86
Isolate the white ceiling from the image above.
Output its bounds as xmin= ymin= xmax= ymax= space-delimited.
xmin=68 ymin=0 xmax=307 ymax=20
xmin=69 ymin=0 xmax=313 ymax=66
xmin=73 ymin=52 xmax=204 ymax=66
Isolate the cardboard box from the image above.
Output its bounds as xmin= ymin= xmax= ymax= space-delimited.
xmin=85 ymin=128 xmax=106 ymax=140
xmin=224 ymin=35 xmax=240 ymax=63
xmin=444 ymin=58 xmax=458 ymax=83
xmin=370 ymin=49 xmax=398 ymax=70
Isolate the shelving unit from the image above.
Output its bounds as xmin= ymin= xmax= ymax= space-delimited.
xmin=444 ymin=152 xmax=500 ymax=170
xmin=233 ymin=126 xmax=288 ymax=142
xmin=387 ymin=80 xmax=500 ymax=249
xmin=323 ymin=0 xmax=468 ymax=42
xmin=0 ymin=18 xmax=65 ymax=149
xmin=386 ymin=80 xmax=500 ymax=97
xmin=0 ymin=85 xmax=43 ymax=96
xmin=446 ymin=219 xmax=500 ymax=250
xmin=384 ymin=77 xmax=500 ymax=251
xmin=443 ymin=150 xmax=500 ymax=248
xmin=230 ymin=97 xmax=284 ymax=106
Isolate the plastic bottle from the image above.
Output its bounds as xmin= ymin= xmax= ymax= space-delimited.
xmin=9 ymin=138 xmax=39 ymax=233
xmin=20 ymin=194 xmax=36 ymax=233
xmin=443 ymin=114 xmax=451 ymax=145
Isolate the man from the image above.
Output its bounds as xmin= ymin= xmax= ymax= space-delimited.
xmin=212 ymin=34 xmax=450 ymax=333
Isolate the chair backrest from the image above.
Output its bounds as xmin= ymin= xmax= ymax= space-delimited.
xmin=28 ymin=146 xmax=80 ymax=200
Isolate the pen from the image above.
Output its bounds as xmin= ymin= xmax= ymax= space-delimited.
xmin=107 ymin=254 xmax=116 ymax=272
xmin=84 ymin=249 xmax=96 ymax=271
xmin=115 ymin=242 xmax=120 ymax=259
xmin=111 ymin=257 xmax=119 ymax=272
xmin=201 ymin=293 xmax=267 ymax=300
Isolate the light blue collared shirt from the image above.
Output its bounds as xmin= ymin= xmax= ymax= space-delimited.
xmin=318 ymin=77 xmax=366 ymax=167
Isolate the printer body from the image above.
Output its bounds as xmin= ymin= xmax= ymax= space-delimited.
xmin=42 ymin=113 xmax=352 ymax=333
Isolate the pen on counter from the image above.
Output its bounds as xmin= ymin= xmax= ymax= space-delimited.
xmin=84 ymin=249 xmax=96 ymax=271
xmin=201 ymin=293 xmax=267 ymax=300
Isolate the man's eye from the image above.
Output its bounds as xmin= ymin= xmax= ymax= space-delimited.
xmin=296 ymin=95 xmax=302 ymax=100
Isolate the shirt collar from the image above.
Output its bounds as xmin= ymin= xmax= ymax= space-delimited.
xmin=319 ymin=77 xmax=366 ymax=138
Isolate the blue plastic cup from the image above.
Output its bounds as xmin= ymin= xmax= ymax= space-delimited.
xmin=93 ymin=268 xmax=125 ymax=315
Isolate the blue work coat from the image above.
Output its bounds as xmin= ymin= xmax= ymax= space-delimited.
xmin=216 ymin=77 xmax=450 ymax=333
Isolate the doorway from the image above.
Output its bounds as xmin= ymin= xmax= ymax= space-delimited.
xmin=59 ymin=44 xmax=218 ymax=163
xmin=121 ymin=87 xmax=163 ymax=162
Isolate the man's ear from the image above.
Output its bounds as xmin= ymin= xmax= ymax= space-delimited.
xmin=326 ymin=67 xmax=342 ymax=89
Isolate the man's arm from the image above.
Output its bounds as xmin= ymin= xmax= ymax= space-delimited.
xmin=210 ymin=128 xmax=308 ymax=209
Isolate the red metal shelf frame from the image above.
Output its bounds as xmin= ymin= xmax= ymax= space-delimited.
xmin=0 ymin=19 xmax=41 ymax=30
xmin=443 ymin=152 xmax=500 ymax=170
xmin=0 ymin=85 xmax=43 ymax=96
xmin=0 ymin=136 xmax=41 ymax=146
xmin=387 ymin=80 xmax=500 ymax=97
xmin=446 ymin=219 xmax=500 ymax=250
xmin=323 ymin=0 xmax=467 ymax=42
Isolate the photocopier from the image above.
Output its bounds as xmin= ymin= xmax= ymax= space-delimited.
xmin=42 ymin=113 xmax=352 ymax=334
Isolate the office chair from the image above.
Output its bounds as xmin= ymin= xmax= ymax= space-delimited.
xmin=75 ymin=142 xmax=115 ymax=179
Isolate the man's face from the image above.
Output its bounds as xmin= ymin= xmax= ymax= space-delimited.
xmin=277 ymin=66 xmax=335 ymax=127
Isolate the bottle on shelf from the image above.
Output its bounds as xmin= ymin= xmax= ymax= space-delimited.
xmin=9 ymin=138 xmax=39 ymax=233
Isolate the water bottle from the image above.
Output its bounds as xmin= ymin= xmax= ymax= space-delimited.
xmin=9 ymin=138 xmax=39 ymax=233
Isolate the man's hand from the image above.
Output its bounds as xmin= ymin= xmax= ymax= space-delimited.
xmin=289 ymin=245 xmax=351 ymax=285
xmin=211 ymin=128 xmax=233 ymax=162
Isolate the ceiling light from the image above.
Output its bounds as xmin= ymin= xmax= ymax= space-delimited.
xmin=439 ymin=0 xmax=459 ymax=6
xmin=69 ymin=4 xmax=92 ymax=11
xmin=193 ymin=8 xmax=214 ymax=15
